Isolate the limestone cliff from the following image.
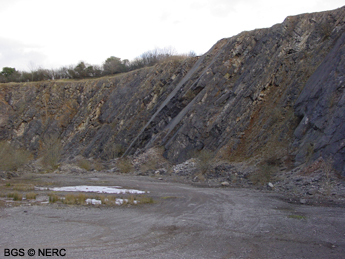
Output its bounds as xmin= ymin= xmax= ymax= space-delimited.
xmin=1 ymin=6 xmax=345 ymax=175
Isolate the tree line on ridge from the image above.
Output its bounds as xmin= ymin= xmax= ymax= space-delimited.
xmin=0 ymin=48 xmax=196 ymax=83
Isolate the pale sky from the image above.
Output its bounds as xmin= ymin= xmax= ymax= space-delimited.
xmin=0 ymin=0 xmax=344 ymax=71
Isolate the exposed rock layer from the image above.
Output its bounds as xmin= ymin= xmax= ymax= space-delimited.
xmin=1 ymin=7 xmax=344 ymax=175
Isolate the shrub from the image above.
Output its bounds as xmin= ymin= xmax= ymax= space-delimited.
xmin=250 ymin=157 xmax=279 ymax=185
xmin=94 ymin=161 xmax=104 ymax=171
xmin=320 ymin=21 xmax=333 ymax=40
xmin=195 ymin=149 xmax=215 ymax=175
xmin=40 ymin=136 xmax=62 ymax=170
xmin=0 ymin=141 xmax=32 ymax=171
xmin=117 ymin=158 xmax=133 ymax=173
xmin=322 ymin=158 xmax=334 ymax=196
xmin=105 ymin=144 xmax=125 ymax=159
xmin=77 ymin=158 xmax=92 ymax=171
xmin=250 ymin=164 xmax=273 ymax=185
xmin=103 ymin=56 xmax=127 ymax=75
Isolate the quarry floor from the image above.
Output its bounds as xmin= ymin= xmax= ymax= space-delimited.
xmin=1 ymin=172 xmax=345 ymax=259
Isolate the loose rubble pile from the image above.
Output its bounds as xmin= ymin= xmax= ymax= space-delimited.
xmin=98 ymin=148 xmax=345 ymax=206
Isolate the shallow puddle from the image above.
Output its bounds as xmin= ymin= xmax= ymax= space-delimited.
xmin=35 ymin=185 xmax=147 ymax=194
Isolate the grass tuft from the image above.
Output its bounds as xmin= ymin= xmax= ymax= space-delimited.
xmin=63 ymin=193 xmax=86 ymax=205
xmin=45 ymin=192 xmax=154 ymax=206
xmin=162 ymin=196 xmax=178 ymax=200
xmin=26 ymin=192 xmax=37 ymax=200
xmin=49 ymin=193 xmax=60 ymax=203
xmin=137 ymin=195 xmax=154 ymax=204
xmin=8 ymin=192 xmax=23 ymax=201
xmin=288 ymin=214 xmax=306 ymax=220
xmin=13 ymin=183 xmax=35 ymax=191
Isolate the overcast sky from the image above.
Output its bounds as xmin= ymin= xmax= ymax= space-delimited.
xmin=0 ymin=0 xmax=344 ymax=71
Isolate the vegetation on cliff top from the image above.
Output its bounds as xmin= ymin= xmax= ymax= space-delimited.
xmin=0 ymin=47 xmax=196 ymax=83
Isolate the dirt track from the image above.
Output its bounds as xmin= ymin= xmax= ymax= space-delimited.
xmin=1 ymin=173 xmax=345 ymax=259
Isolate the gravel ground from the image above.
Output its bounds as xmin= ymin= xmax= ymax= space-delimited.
xmin=1 ymin=172 xmax=345 ymax=259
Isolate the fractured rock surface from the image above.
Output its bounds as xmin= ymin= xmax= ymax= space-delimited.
xmin=0 ymin=6 xmax=345 ymax=175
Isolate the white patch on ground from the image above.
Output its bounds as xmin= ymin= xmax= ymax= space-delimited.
xmin=86 ymin=198 xmax=102 ymax=205
xmin=116 ymin=198 xmax=126 ymax=205
xmin=115 ymin=198 xmax=138 ymax=205
xmin=35 ymin=185 xmax=147 ymax=194
xmin=85 ymin=198 xmax=138 ymax=205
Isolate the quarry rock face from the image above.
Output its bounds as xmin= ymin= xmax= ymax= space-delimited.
xmin=293 ymin=31 xmax=345 ymax=173
xmin=0 ymin=7 xmax=344 ymax=175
